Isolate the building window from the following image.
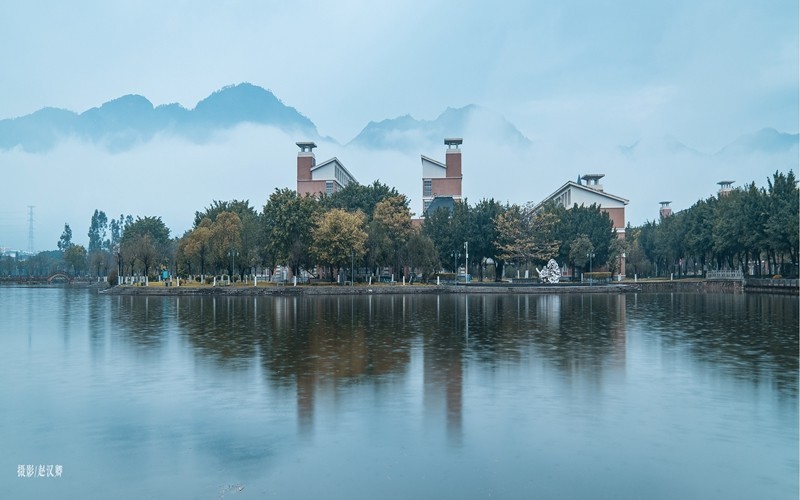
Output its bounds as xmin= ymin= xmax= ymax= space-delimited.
xmin=423 ymin=199 xmax=432 ymax=214
xmin=423 ymin=179 xmax=432 ymax=197
xmin=325 ymin=181 xmax=334 ymax=195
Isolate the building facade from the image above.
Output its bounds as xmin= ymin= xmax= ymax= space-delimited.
xmin=421 ymin=138 xmax=463 ymax=216
xmin=296 ymin=142 xmax=357 ymax=197
xmin=535 ymin=174 xmax=629 ymax=279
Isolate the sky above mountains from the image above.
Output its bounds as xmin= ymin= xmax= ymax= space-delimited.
xmin=2 ymin=1 xmax=796 ymax=146
xmin=0 ymin=0 xmax=797 ymax=251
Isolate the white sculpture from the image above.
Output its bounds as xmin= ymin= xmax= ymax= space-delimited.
xmin=537 ymin=259 xmax=562 ymax=284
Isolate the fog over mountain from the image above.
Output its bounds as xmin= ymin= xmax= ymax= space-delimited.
xmin=348 ymin=105 xmax=532 ymax=151
xmin=0 ymin=83 xmax=318 ymax=153
xmin=0 ymin=84 xmax=797 ymax=251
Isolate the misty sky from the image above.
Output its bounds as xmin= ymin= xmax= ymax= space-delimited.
xmin=0 ymin=0 xmax=797 ymax=251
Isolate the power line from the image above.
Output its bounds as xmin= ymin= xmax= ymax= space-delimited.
xmin=27 ymin=206 xmax=35 ymax=253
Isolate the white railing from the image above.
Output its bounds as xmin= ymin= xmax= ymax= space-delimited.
xmin=706 ymin=270 xmax=743 ymax=280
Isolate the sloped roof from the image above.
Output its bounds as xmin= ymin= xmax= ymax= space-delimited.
xmin=534 ymin=181 xmax=629 ymax=211
xmin=311 ymin=157 xmax=358 ymax=183
xmin=421 ymin=155 xmax=446 ymax=169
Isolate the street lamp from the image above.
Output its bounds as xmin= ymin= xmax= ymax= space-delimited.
xmin=229 ymin=249 xmax=238 ymax=283
xmin=587 ymin=252 xmax=595 ymax=286
xmin=464 ymin=241 xmax=469 ymax=282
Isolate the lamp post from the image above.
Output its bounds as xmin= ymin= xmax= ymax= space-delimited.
xmin=229 ymin=249 xmax=238 ymax=283
xmin=587 ymin=252 xmax=595 ymax=285
xmin=464 ymin=241 xmax=469 ymax=282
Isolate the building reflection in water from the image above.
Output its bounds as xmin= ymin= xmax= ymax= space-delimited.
xmin=104 ymin=289 xmax=800 ymax=464
xmin=254 ymin=296 xmax=414 ymax=437
xmin=119 ymin=291 xmax=631 ymax=442
xmin=423 ymin=295 xmax=466 ymax=446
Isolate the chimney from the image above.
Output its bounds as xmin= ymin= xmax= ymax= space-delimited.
xmin=581 ymin=174 xmax=605 ymax=191
xmin=659 ymin=201 xmax=672 ymax=219
xmin=296 ymin=142 xmax=316 ymax=182
xmin=444 ymin=138 xmax=462 ymax=179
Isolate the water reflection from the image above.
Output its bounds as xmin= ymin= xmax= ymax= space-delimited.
xmin=112 ymin=295 xmax=169 ymax=349
xmin=630 ymin=293 xmax=798 ymax=397
xmin=3 ymin=288 xmax=797 ymax=499
xmin=107 ymin=292 xmax=798 ymax=410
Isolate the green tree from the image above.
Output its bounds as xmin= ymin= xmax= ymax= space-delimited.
xmin=625 ymin=225 xmax=654 ymax=277
xmin=322 ymin=181 xmax=402 ymax=219
xmin=550 ymin=203 xmax=613 ymax=274
xmin=655 ymin=210 xmax=687 ymax=277
xmin=421 ymin=205 xmax=457 ymax=271
xmin=64 ymin=244 xmax=87 ymax=275
xmin=495 ymin=202 xmax=559 ymax=279
xmin=404 ymin=231 xmax=439 ymax=280
xmin=209 ymin=212 xmax=242 ymax=276
xmin=470 ymin=199 xmax=506 ymax=281
xmin=181 ymin=218 xmax=213 ymax=277
xmin=57 ymin=223 xmax=73 ymax=252
xmin=568 ymin=234 xmax=594 ymax=272
xmin=765 ymin=170 xmax=799 ymax=272
xmin=607 ymin=236 xmax=629 ymax=277
xmin=683 ymin=197 xmax=716 ymax=273
xmin=712 ymin=189 xmax=748 ymax=270
xmin=120 ymin=216 xmax=171 ymax=278
xmin=262 ymin=188 xmax=321 ymax=276
xmin=109 ymin=214 xmax=132 ymax=250
xmin=87 ymin=210 xmax=109 ymax=252
xmin=370 ymin=195 xmax=413 ymax=276
xmin=87 ymin=210 xmax=110 ymax=276
xmin=195 ymin=200 xmax=261 ymax=277
xmin=311 ymin=208 xmax=368 ymax=281
xmin=421 ymin=200 xmax=472 ymax=273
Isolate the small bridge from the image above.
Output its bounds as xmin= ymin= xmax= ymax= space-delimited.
xmin=0 ymin=273 xmax=96 ymax=285
xmin=46 ymin=271 xmax=73 ymax=283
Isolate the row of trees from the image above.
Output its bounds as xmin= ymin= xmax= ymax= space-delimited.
xmin=169 ymin=182 xmax=621 ymax=282
xmin=176 ymin=184 xmax=420 ymax=281
xmin=421 ymin=198 xmax=618 ymax=280
xmin=626 ymin=171 xmax=798 ymax=277
xmin=9 ymin=170 xmax=793 ymax=282
xmin=1 ymin=180 xmax=621 ymax=282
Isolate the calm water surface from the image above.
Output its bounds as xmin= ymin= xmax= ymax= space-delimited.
xmin=1 ymin=288 xmax=797 ymax=499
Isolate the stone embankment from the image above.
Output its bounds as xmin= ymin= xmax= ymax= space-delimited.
xmin=101 ymin=282 xmax=638 ymax=296
xmin=99 ymin=278 xmax=799 ymax=297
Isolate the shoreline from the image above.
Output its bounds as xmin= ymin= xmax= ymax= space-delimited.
xmin=5 ymin=278 xmax=794 ymax=296
xmin=97 ymin=279 xmax=791 ymax=296
xmin=99 ymin=283 xmax=638 ymax=296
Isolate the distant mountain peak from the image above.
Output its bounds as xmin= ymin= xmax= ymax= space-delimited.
xmin=717 ymin=128 xmax=799 ymax=156
xmin=0 ymin=83 xmax=318 ymax=153
xmin=348 ymin=104 xmax=531 ymax=151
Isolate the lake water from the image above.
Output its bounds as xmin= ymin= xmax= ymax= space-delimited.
xmin=1 ymin=288 xmax=797 ymax=499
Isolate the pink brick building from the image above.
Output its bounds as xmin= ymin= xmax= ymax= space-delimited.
xmin=296 ymin=142 xmax=357 ymax=197
xmin=421 ymin=138 xmax=463 ymax=215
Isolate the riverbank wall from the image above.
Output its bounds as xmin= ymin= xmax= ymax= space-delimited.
xmin=100 ymin=282 xmax=638 ymax=296
xmin=98 ymin=278 xmax=799 ymax=296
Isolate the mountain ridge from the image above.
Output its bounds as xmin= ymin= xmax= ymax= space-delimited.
xmin=1 ymin=83 xmax=796 ymax=157
xmin=347 ymin=104 xmax=532 ymax=151
xmin=0 ymin=83 xmax=319 ymax=152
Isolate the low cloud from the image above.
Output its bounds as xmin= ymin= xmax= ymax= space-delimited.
xmin=1 ymin=119 xmax=796 ymax=252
